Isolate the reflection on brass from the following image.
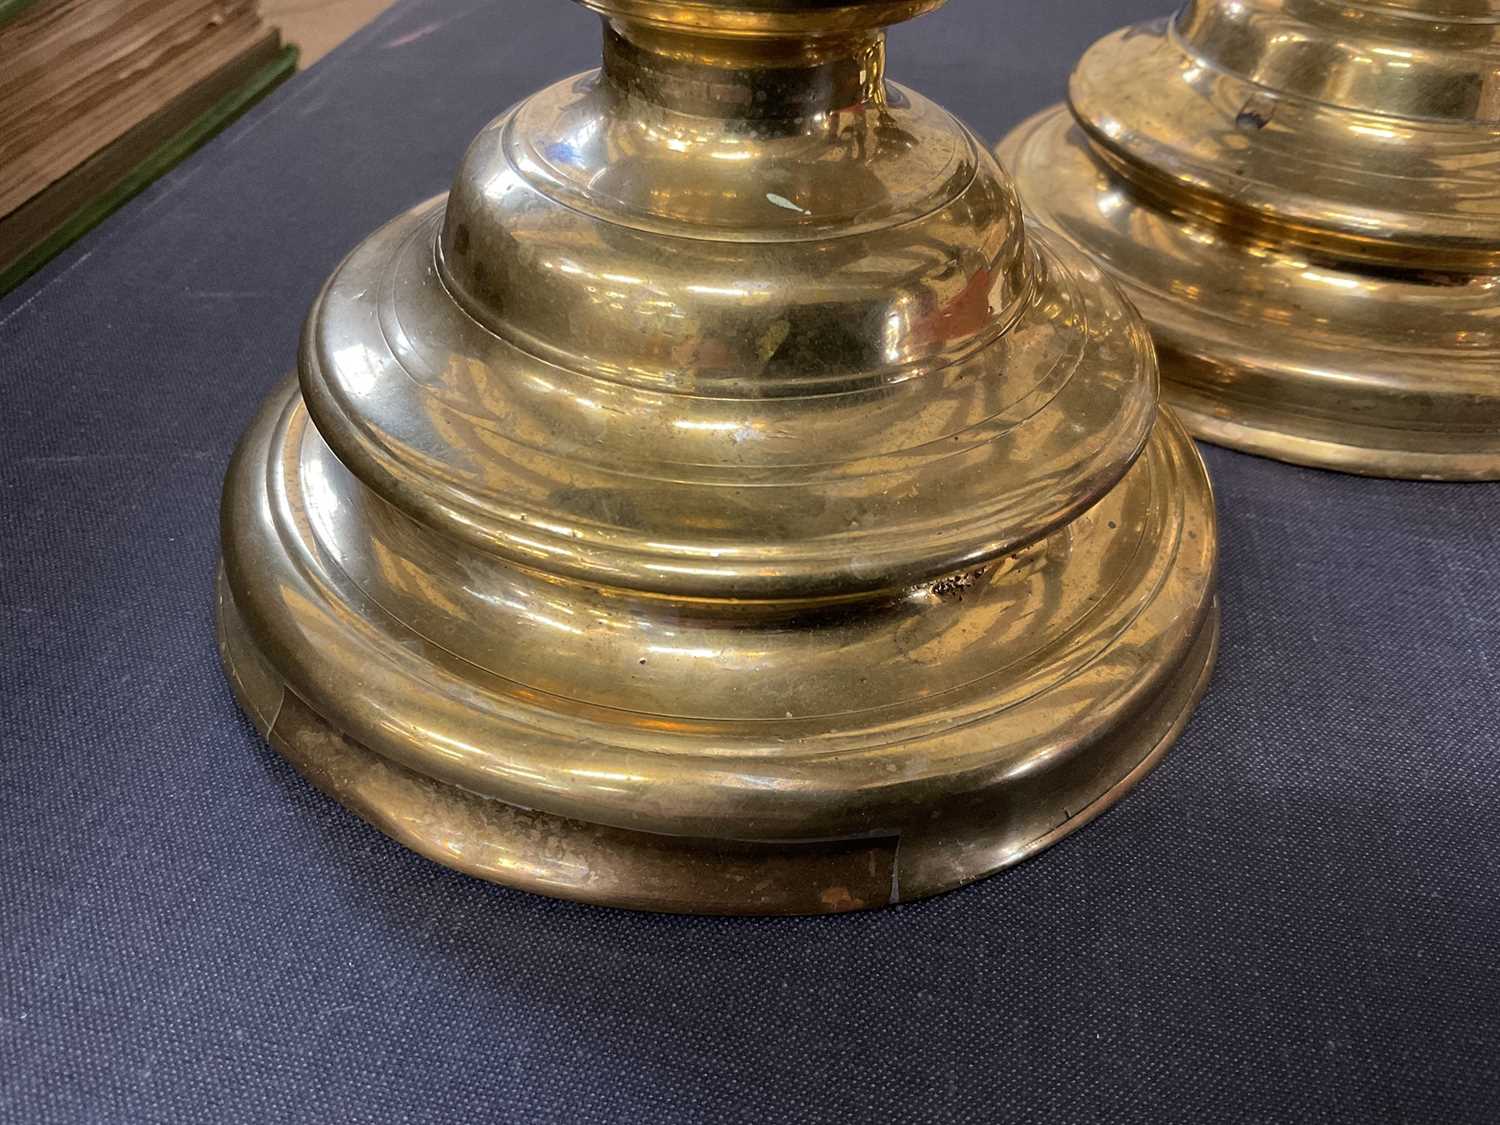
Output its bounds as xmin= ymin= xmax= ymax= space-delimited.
xmin=216 ymin=0 xmax=1219 ymax=914
xmin=1000 ymin=0 xmax=1500 ymax=480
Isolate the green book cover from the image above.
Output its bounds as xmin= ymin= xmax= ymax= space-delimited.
xmin=0 ymin=44 xmax=298 ymax=296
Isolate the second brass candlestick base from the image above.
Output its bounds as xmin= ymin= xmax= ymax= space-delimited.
xmin=217 ymin=0 xmax=1219 ymax=914
xmin=1000 ymin=1 xmax=1500 ymax=480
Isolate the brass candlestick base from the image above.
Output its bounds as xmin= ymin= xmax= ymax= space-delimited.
xmin=217 ymin=0 xmax=1218 ymax=914
xmin=1000 ymin=0 xmax=1500 ymax=480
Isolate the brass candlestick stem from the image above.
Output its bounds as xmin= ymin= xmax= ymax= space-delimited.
xmin=217 ymin=0 xmax=1219 ymax=914
xmin=1001 ymin=0 xmax=1500 ymax=480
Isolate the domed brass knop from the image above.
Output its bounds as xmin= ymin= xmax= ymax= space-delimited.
xmin=217 ymin=0 xmax=1219 ymax=913
xmin=1001 ymin=0 xmax=1500 ymax=480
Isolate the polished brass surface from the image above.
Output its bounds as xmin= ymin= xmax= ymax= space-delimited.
xmin=217 ymin=0 xmax=1220 ymax=913
xmin=999 ymin=0 xmax=1500 ymax=480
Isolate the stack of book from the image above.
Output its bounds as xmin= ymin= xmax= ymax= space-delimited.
xmin=0 ymin=0 xmax=293 ymax=293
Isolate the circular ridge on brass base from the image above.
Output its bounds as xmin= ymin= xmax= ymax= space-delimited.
xmin=220 ymin=595 xmax=1219 ymax=914
xmin=998 ymin=5 xmax=1500 ymax=482
xmin=218 ymin=381 xmax=1218 ymax=915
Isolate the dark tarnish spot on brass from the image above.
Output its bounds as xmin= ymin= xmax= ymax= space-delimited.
xmin=1235 ymin=93 xmax=1276 ymax=131
xmin=928 ymin=564 xmax=990 ymax=603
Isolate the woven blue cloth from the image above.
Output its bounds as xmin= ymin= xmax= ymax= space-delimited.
xmin=3 ymin=1 xmax=1497 ymax=1119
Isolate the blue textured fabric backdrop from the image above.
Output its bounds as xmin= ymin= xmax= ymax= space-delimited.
xmin=2 ymin=1 xmax=1497 ymax=1120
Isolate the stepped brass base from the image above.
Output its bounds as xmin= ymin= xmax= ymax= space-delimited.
xmin=219 ymin=379 xmax=1218 ymax=915
xmin=1000 ymin=108 xmax=1500 ymax=482
xmin=218 ymin=0 xmax=1222 ymax=914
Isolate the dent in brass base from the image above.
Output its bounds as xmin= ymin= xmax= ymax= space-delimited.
xmin=217 ymin=0 xmax=1220 ymax=914
xmin=999 ymin=1 xmax=1500 ymax=480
